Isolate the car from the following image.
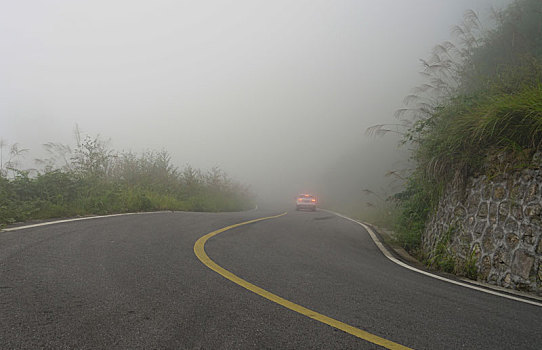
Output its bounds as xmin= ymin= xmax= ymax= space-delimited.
xmin=296 ymin=194 xmax=317 ymax=211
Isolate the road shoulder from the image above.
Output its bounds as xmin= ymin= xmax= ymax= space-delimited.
xmin=324 ymin=209 xmax=542 ymax=307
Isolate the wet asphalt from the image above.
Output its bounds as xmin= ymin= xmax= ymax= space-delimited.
xmin=1 ymin=209 xmax=541 ymax=349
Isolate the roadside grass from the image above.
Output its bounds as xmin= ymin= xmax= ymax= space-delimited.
xmin=0 ymin=175 xmax=254 ymax=227
xmin=354 ymin=203 xmax=400 ymax=232
xmin=414 ymin=85 xmax=542 ymax=187
xmin=384 ymin=0 xmax=542 ymax=272
xmin=0 ymin=139 xmax=254 ymax=227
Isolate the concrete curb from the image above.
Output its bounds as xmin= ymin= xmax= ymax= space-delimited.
xmin=1 ymin=205 xmax=260 ymax=233
xmin=1 ymin=211 xmax=169 ymax=233
xmin=367 ymin=221 xmax=542 ymax=303
xmin=322 ymin=209 xmax=542 ymax=307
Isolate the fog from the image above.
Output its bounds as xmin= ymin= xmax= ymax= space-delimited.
xmin=1 ymin=0 xmax=511 ymax=208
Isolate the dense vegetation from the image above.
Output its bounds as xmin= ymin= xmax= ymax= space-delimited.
xmin=388 ymin=0 xmax=542 ymax=254
xmin=0 ymin=134 xmax=254 ymax=226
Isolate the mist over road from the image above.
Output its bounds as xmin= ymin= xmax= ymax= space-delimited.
xmin=1 ymin=0 xmax=512 ymax=205
xmin=1 ymin=210 xmax=540 ymax=349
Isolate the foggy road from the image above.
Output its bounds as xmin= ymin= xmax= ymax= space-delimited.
xmin=1 ymin=210 xmax=541 ymax=349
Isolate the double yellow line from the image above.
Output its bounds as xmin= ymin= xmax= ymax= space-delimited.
xmin=194 ymin=213 xmax=411 ymax=350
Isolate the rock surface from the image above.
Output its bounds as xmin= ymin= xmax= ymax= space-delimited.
xmin=423 ymin=159 xmax=542 ymax=295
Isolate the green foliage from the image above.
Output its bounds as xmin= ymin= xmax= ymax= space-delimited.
xmin=392 ymin=0 xmax=542 ymax=261
xmin=463 ymin=0 xmax=542 ymax=94
xmin=462 ymin=251 xmax=479 ymax=280
xmin=425 ymin=225 xmax=456 ymax=273
xmin=414 ymin=85 xmax=542 ymax=186
xmin=355 ymin=202 xmax=400 ymax=232
xmin=0 ymin=136 xmax=254 ymax=226
xmin=393 ymin=176 xmax=440 ymax=252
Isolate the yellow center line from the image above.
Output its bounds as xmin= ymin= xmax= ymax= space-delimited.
xmin=193 ymin=212 xmax=412 ymax=350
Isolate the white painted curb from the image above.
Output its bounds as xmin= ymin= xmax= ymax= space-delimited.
xmin=1 ymin=211 xmax=167 ymax=232
xmin=323 ymin=209 xmax=542 ymax=308
xmin=1 ymin=205 xmax=259 ymax=233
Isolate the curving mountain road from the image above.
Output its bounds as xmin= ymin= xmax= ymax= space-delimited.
xmin=1 ymin=209 xmax=541 ymax=349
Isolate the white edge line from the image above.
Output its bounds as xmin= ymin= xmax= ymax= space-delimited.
xmin=1 ymin=211 xmax=167 ymax=232
xmin=324 ymin=209 xmax=542 ymax=308
xmin=2 ymin=205 xmax=259 ymax=233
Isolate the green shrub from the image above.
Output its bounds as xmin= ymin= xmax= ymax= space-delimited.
xmin=462 ymin=251 xmax=479 ymax=280
xmin=0 ymin=139 xmax=254 ymax=226
xmin=393 ymin=176 xmax=440 ymax=252
xmin=390 ymin=0 xmax=542 ymax=265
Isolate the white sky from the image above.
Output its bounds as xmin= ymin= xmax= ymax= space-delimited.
xmin=0 ymin=0 xmax=511 ymax=202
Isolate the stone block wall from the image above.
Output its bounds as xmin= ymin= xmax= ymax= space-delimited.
xmin=422 ymin=166 xmax=542 ymax=295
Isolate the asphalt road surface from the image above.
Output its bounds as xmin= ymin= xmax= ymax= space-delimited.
xmin=1 ymin=209 xmax=541 ymax=349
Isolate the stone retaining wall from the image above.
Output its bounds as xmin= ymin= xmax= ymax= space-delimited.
xmin=422 ymin=166 xmax=542 ymax=295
